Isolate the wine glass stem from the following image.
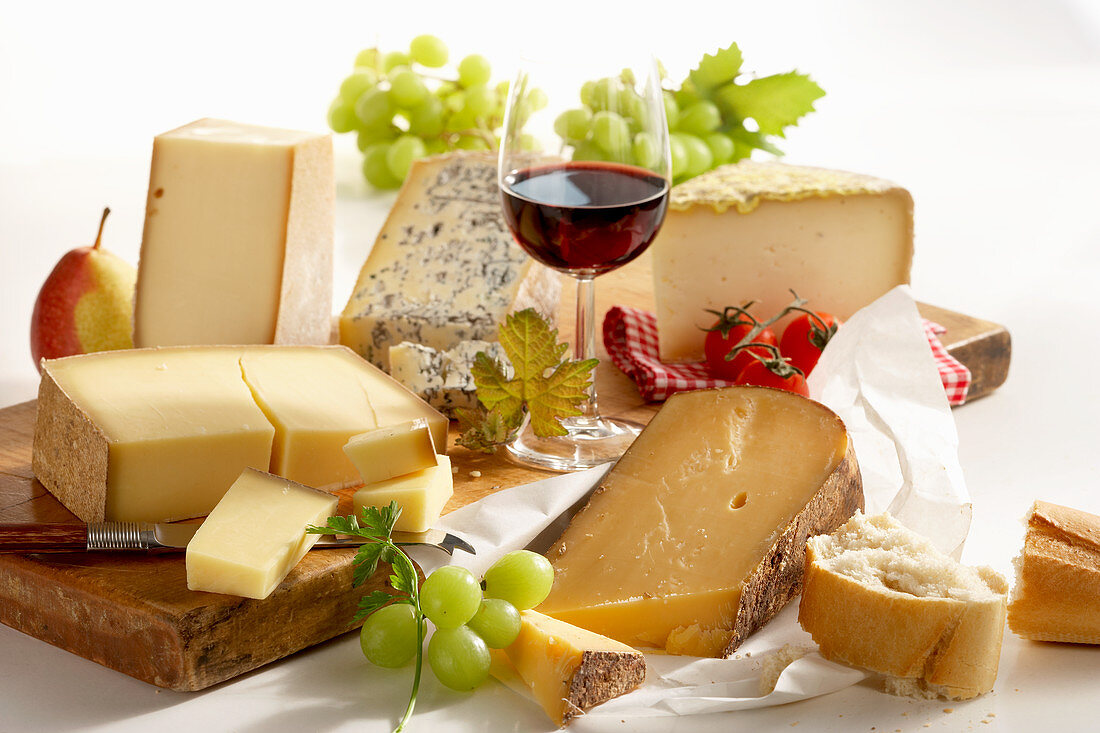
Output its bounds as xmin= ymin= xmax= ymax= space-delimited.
xmin=574 ymin=274 xmax=599 ymax=423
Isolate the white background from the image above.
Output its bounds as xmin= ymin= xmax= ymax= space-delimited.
xmin=1 ymin=1 xmax=1099 ymax=731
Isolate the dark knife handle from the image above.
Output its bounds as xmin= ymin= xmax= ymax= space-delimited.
xmin=0 ymin=523 xmax=88 ymax=553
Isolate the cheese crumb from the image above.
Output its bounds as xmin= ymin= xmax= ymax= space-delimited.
xmin=470 ymin=470 xmax=482 ymax=478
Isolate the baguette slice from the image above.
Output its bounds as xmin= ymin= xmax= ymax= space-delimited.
xmin=1007 ymin=500 xmax=1100 ymax=643
xmin=798 ymin=513 xmax=1008 ymax=700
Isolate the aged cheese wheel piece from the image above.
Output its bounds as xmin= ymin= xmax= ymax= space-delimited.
xmin=541 ymin=386 xmax=863 ymax=657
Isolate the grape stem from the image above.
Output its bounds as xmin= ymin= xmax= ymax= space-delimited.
xmin=389 ymin=543 xmax=424 ymax=733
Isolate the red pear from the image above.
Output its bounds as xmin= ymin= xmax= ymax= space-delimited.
xmin=30 ymin=208 xmax=137 ymax=371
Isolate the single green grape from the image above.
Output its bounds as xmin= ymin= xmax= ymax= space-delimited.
xmin=518 ymin=133 xmax=542 ymax=152
xmin=457 ymin=54 xmax=492 ymax=87
xmin=677 ymin=101 xmax=722 ymax=136
xmin=386 ymin=134 xmax=427 ymax=181
xmin=340 ymin=69 xmax=378 ymax=104
xmin=495 ymin=80 xmax=510 ymax=99
xmin=362 ymin=143 xmax=402 ymax=189
xmin=588 ymin=77 xmax=624 ymax=112
xmin=553 ymin=107 xmax=592 ymax=142
xmin=354 ymin=87 xmax=394 ymax=129
xmin=389 ymin=69 xmax=429 ymax=108
xmin=663 ymin=91 xmax=680 ymax=130
xmin=360 ymin=603 xmax=422 ymax=668
xmin=526 ymin=88 xmax=549 ymax=111
xmin=466 ymin=599 xmax=521 ymax=649
xmin=427 ymin=626 xmax=491 ymax=691
xmin=482 ymin=550 xmax=554 ymax=610
xmin=632 ymin=132 xmax=659 ymax=169
xmin=421 ymin=566 xmax=482 ymax=628
xmin=356 ymin=123 xmax=396 ymax=151
xmin=674 ymin=132 xmax=713 ymax=177
xmin=424 ymin=138 xmax=448 ymax=155
xmin=579 ymin=80 xmax=597 ymax=107
xmin=409 ymin=34 xmax=448 ymax=68
xmin=670 ymin=135 xmax=689 ymax=178
xmin=444 ymin=90 xmax=466 ymax=113
xmin=454 ymin=135 xmax=491 ymax=151
xmin=355 ymin=48 xmax=380 ymax=69
xmin=704 ymin=132 xmax=735 ymax=166
xmin=406 ymin=96 xmax=444 ymax=137
xmin=572 ymin=139 xmax=607 ymax=162
xmin=619 ymin=88 xmax=646 ymax=125
xmin=591 ymin=111 xmax=631 ymax=156
xmin=675 ymin=80 xmax=701 ymax=109
xmin=327 ymin=99 xmax=358 ymax=134
xmin=464 ymin=84 xmax=496 ymax=117
xmin=382 ymin=51 xmax=411 ymax=72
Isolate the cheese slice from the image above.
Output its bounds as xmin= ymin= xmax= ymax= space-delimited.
xmin=540 ymin=386 xmax=863 ymax=657
xmin=32 ymin=345 xmax=447 ymax=523
xmin=343 ymin=419 xmax=437 ymax=485
xmin=387 ymin=340 xmax=506 ymax=418
xmin=490 ymin=610 xmax=646 ymax=726
xmin=339 ymin=152 xmax=560 ymax=371
xmin=185 ymin=468 xmax=337 ymax=600
xmin=352 ymin=455 xmax=453 ymax=533
xmin=652 ymin=161 xmax=913 ymax=362
xmin=134 ymin=118 xmax=333 ymax=348
xmin=33 ymin=347 xmax=275 ymax=523
xmin=241 ymin=348 xmax=378 ymax=488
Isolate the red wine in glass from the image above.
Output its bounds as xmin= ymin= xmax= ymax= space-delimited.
xmin=500 ymin=161 xmax=670 ymax=274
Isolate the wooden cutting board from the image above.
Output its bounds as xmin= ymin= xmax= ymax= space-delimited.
xmin=0 ymin=258 xmax=1010 ymax=692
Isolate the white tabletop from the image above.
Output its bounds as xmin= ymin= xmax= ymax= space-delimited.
xmin=2 ymin=1 xmax=1099 ymax=731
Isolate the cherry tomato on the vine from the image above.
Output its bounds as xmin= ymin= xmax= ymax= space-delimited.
xmin=734 ymin=360 xmax=810 ymax=396
xmin=703 ymin=307 xmax=778 ymax=381
xmin=779 ymin=312 xmax=841 ymax=376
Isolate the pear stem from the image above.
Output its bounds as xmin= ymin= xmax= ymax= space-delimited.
xmin=93 ymin=207 xmax=110 ymax=250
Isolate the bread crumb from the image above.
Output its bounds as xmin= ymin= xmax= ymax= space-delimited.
xmin=986 ymin=713 xmax=996 ymax=718
xmin=451 ymin=466 xmax=459 ymax=474
xmin=470 ymin=470 xmax=482 ymax=478
xmin=943 ymin=708 xmax=954 ymax=714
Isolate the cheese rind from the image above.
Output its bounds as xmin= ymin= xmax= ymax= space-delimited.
xmin=134 ymin=118 xmax=333 ymax=348
xmin=343 ymin=419 xmax=438 ymax=485
xmin=185 ymin=468 xmax=337 ymax=600
xmin=652 ymin=161 xmax=913 ymax=362
xmin=491 ymin=610 xmax=646 ymax=726
xmin=339 ymin=152 xmax=560 ymax=371
xmin=352 ymin=455 xmax=453 ymax=533
xmin=388 ymin=340 xmax=507 ymax=417
xmin=540 ymin=386 xmax=863 ymax=657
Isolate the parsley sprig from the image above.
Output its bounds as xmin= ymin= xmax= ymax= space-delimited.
xmin=307 ymin=502 xmax=423 ymax=733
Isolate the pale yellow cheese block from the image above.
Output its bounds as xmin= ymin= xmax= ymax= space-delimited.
xmin=241 ymin=348 xmax=378 ymax=489
xmin=652 ymin=161 xmax=913 ymax=362
xmin=134 ymin=118 xmax=333 ymax=348
xmin=540 ymin=386 xmax=863 ymax=657
xmin=353 ymin=455 xmax=453 ymax=533
xmin=32 ymin=345 xmax=447 ymax=523
xmin=343 ymin=419 xmax=438 ymax=485
xmin=491 ymin=610 xmax=646 ymax=726
xmin=186 ymin=468 xmax=338 ymax=600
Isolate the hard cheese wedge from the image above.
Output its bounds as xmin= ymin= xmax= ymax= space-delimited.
xmin=241 ymin=348 xmax=379 ymax=489
xmin=186 ymin=468 xmax=337 ymax=600
xmin=491 ymin=610 xmax=646 ymax=726
xmin=32 ymin=346 xmax=446 ymax=522
xmin=352 ymin=455 xmax=452 ymax=533
xmin=339 ymin=152 xmax=560 ymax=371
xmin=343 ymin=419 xmax=437 ymax=485
xmin=134 ymin=118 xmax=333 ymax=348
xmin=652 ymin=161 xmax=913 ymax=361
xmin=540 ymin=386 xmax=863 ymax=657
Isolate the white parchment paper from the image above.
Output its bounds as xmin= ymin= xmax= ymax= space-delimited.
xmin=407 ymin=285 xmax=972 ymax=719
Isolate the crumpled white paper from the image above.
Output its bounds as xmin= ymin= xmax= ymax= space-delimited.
xmin=407 ymin=284 xmax=972 ymax=719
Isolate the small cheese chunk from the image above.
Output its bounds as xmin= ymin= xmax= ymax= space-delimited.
xmin=186 ymin=468 xmax=337 ymax=600
xmin=134 ymin=118 xmax=334 ymax=348
xmin=652 ymin=161 xmax=913 ymax=362
xmin=339 ymin=152 xmax=560 ymax=371
xmin=387 ymin=340 xmax=506 ymax=417
xmin=241 ymin=348 xmax=378 ymax=489
xmin=491 ymin=610 xmax=646 ymax=726
xmin=540 ymin=386 xmax=863 ymax=657
xmin=353 ymin=455 xmax=453 ymax=533
xmin=343 ymin=419 xmax=437 ymax=485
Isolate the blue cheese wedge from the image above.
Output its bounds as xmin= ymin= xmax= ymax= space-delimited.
xmin=339 ymin=152 xmax=560 ymax=371
xmin=388 ymin=340 xmax=507 ymax=417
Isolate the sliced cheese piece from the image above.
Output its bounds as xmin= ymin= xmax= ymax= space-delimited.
xmin=1007 ymin=500 xmax=1100 ymax=644
xmin=491 ymin=609 xmax=646 ymax=726
xmin=339 ymin=152 xmax=560 ymax=371
xmin=134 ymin=118 xmax=333 ymax=348
xmin=240 ymin=347 xmax=378 ymax=489
xmin=185 ymin=468 xmax=337 ymax=600
xmin=540 ymin=386 xmax=863 ymax=657
xmin=352 ymin=455 xmax=452 ymax=533
xmin=652 ymin=161 xmax=913 ymax=361
xmin=343 ymin=419 xmax=437 ymax=485
xmin=388 ymin=340 xmax=506 ymax=417
xmin=33 ymin=347 xmax=275 ymax=523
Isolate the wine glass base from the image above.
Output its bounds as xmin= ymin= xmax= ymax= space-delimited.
xmin=504 ymin=416 xmax=643 ymax=472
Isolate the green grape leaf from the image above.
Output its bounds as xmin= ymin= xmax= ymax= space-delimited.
xmin=727 ymin=125 xmax=785 ymax=160
xmin=524 ymin=358 xmax=600 ymax=436
xmin=455 ymin=404 xmax=520 ymax=453
xmin=715 ymin=72 xmax=825 ymax=137
xmin=470 ymin=352 xmax=523 ymax=425
xmin=688 ymin=43 xmax=744 ymax=91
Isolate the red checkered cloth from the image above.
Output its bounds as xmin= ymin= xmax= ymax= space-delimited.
xmin=602 ymin=305 xmax=972 ymax=406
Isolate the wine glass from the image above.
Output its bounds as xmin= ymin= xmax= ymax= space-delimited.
xmin=498 ymin=55 xmax=671 ymax=471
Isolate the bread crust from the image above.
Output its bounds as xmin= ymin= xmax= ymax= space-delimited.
xmin=561 ymin=649 xmax=646 ymax=725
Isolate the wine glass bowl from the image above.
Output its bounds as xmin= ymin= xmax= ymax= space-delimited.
xmin=498 ymin=56 xmax=671 ymax=471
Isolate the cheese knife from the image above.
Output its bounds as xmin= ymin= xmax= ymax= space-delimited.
xmin=0 ymin=522 xmax=475 ymax=555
